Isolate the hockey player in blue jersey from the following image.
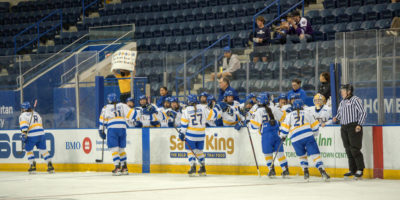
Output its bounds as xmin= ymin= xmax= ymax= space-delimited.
xmin=19 ymin=101 xmax=54 ymax=174
xmin=249 ymin=93 xmax=288 ymax=177
xmin=99 ymin=93 xmax=139 ymax=175
xmin=179 ymin=94 xmax=221 ymax=176
xmin=280 ymin=99 xmax=330 ymax=181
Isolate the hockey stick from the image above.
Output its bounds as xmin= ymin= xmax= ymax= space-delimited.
xmin=96 ymin=111 xmax=106 ymax=163
xmin=271 ymin=133 xmax=285 ymax=170
xmin=244 ymin=115 xmax=261 ymax=177
xmin=170 ymin=114 xmax=200 ymax=162
xmin=18 ymin=99 xmax=37 ymax=155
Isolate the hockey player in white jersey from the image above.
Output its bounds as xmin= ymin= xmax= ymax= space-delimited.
xmin=178 ymin=94 xmax=221 ymax=176
xmin=136 ymin=95 xmax=160 ymax=128
xmin=280 ymin=99 xmax=330 ymax=181
xmin=19 ymin=101 xmax=54 ymax=174
xmin=157 ymin=97 xmax=175 ymax=127
xmin=277 ymin=93 xmax=290 ymax=112
xmin=306 ymin=93 xmax=332 ymax=130
xmin=248 ymin=93 xmax=288 ymax=177
xmin=99 ymin=93 xmax=139 ymax=175
xmin=205 ymin=95 xmax=222 ymax=127
xmin=221 ymin=90 xmax=243 ymax=127
xmin=199 ymin=92 xmax=208 ymax=105
xmin=166 ymin=96 xmax=182 ymax=127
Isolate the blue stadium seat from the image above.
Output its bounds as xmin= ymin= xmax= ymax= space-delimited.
xmin=333 ymin=7 xmax=349 ymax=23
xmin=320 ymin=9 xmax=335 ymax=24
xmin=346 ymin=21 xmax=362 ymax=31
xmin=306 ymin=10 xmax=323 ymax=25
xmin=350 ymin=0 xmax=363 ymax=7
xmin=333 ymin=23 xmax=347 ymax=32
xmin=322 ymin=0 xmax=336 ymax=9
xmin=363 ymin=0 xmax=376 ymax=5
xmin=375 ymin=19 xmax=391 ymax=29
xmin=319 ymin=24 xmax=335 ymax=40
xmin=386 ymin=3 xmax=400 ymax=19
xmin=359 ymin=5 xmax=378 ymax=21
xmin=213 ymin=21 xmax=224 ymax=33
xmin=360 ymin=20 xmax=376 ymax=30
xmin=193 ymin=8 xmax=205 ymax=21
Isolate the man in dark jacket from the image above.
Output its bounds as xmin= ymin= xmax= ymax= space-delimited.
xmin=318 ymin=72 xmax=331 ymax=100
xmin=218 ymin=78 xmax=239 ymax=102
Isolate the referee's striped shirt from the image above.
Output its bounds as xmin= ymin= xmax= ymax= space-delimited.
xmin=335 ymin=95 xmax=367 ymax=125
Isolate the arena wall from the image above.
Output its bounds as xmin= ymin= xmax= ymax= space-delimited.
xmin=0 ymin=126 xmax=398 ymax=179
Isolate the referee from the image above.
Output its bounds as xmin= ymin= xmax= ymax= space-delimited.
xmin=333 ymin=84 xmax=367 ymax=179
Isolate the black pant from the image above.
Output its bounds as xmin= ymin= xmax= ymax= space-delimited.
xmin=341 ymin=122 xmax=365 ymax=172
xmin=120 ymin=93 xmax=130 ymax=103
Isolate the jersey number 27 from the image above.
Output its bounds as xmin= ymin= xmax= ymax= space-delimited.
xmin=190 ymin=114 xmax=202 ymax=126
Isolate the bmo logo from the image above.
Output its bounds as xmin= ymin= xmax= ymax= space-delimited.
xmin=65 ymin=137 xmax=92 ymax=154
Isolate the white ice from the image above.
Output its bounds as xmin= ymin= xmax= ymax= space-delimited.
xmin=0 ymin=172 xmax=399 ymax=200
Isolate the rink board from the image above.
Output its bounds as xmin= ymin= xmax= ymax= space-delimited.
xmin=0 ymin=126 xmax=399 ymax=179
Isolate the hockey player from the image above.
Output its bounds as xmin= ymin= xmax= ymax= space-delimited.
xmin=99 ymin=93 xmax=139 ymax=175
xmin=166 ymin=96 xmax=182 ymax=127
xmin=280 ymin=99 xmax=330 ymax=181
xmin=126 ymin=97 xmax=135 ymax=109
xmin=306 ymin=93 xmax=332 ymax=129
xmin=221 ymin=90 xmax=243 ymax=127
xmin=178 ymin=94 xmax=221 ymax=176
xmin=136 ymin=95 xmax=160 ymax=128
xmin=199 ymin=92 xmax=208 ymax=105
xmin=19 ymin=102 xmax=54 ymax=174
xmin=205 ymin=95 xmax=222 ymax=127
xmin=248 ymin=93 xmax=288 ymax=177
xmin=277 ymin=93 xmax=289 ymax=112
xmin=157 ymin=97 xmax=175 ymax=127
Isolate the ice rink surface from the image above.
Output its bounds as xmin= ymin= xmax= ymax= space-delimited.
xmin=0 ymin=172 xmax=399 ymax=200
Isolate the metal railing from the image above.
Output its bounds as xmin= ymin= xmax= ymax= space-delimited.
xmin=174 ymin=34 xmax=231 ymax=97
xmin=13 ymin=9 xmax=63 ymax=55
xmin=252 ymin=0 xmax=305 ymax=34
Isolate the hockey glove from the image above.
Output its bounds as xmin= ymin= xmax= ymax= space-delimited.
xmin=234 ymin=122 xmax=243 ymax=131
xmin=166 ymin=111 xmax=176 ymax=119
xmin=21 ymin=132 xmax=27 ymax=143
xmin=216 ymin=102 xmax=228 ymax=112
xmin=99 ymin=130 xmax=106 ymax=140
xmin=168 ymin=121 xmax=174 ymax=127
xmin=135 ymin=121 xmax=143 ymax=128
xmin=150 ymin=121 xmax=160 ymax=126
xmin=178 ymin=131 xmax=185 ymax=141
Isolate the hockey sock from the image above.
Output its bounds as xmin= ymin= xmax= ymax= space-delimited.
xmin=119 ymin=148 xmax=127 ymax=165
xmin=40 ymin=150 xmax=51 ymax=162
xmin=310 ymin=154 xmax=324 ymax=169
xmin=27 ymin=151 xmax=35 ymax=164
xmin=187 ymin=150 xmax=196 ymax=166
xmin=299 ymin=155 xmax=309 ymax=170
xmin=110 ymin=147 xmax=120 ymax=166
xmin=276 ymin=152 xmax=288 ymax=171
xmin=195 ymin=149 xmax=205 ymax=166
xmin=264 ymin=153 xmax=273 ymax=169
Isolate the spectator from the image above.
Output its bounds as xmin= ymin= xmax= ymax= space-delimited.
xmin=272 ymin=19 xmax=290 ymax=44
xmin=251 ymin=16 xmax=270 ymax=63
xmin=386 ymin=17 xmax=400 ymax=36
xmin=287 ymin=78 xmax=307 ymax=103
xmin=218 ymin=77 xmax=239 ymax=102
xmin=156 ymin=86 xmax=171 ymax=108
xmin=286 ymin=11 xmax=313 ymax=44
xmin=113 ymin=69 xmax=135 ymax=103
xmin=318 ymin=72 xmax=331 ymax=100
xmin=210 ymin=47 xmax=241 ymax=81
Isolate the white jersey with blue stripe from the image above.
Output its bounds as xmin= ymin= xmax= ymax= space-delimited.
xmin=249 ymin=106 xmax=286 ymax=134
xmin=305 ymin=105 xmax=332 ymax=125
xmin=181 ymin=104 xmax=218 ymax=141
xmin=99 ymin=103 xmax=137 ymax=130
xmin=157 ymin=107 xmax=173 ymax=127
xmin=221 ymin=101 xmax=243 ymax=126
xmin=136 ymin=105 xmax=160 ymax=127
xmin=280 ymin=110 xmax=319 ymax=143
xmin=19 ymin=111 xmax=44 ymax=137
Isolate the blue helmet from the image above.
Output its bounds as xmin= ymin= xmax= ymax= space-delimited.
xmin=256 ymin=93 xmax=269 ymax=105
xmin=139 ymin=95 xmax=147 ymax=100
xmin=169 ymin=96 xmax=179 ymax=103
xmin=224 ymin=90 xmax=234 ymax=98
xmin=246 ymin=93 xmax=256 ymax=100
xmin=21 ymin=102 xmax=31 ymax=110
xmin=278 ymin=93 xmax=287 ymax=100
xmin=107 ymin=93 xmax=119 ymax=104
xmin=187 ymin=94 xmax=198 ymax=105
xmin=164 ymin=97 xmax=172 ymax=103
xmin=292 ymin=99 xmax=304 ymax=110
xmin=199 ymin=92 xmax=208 ymax=97
xmin=207 ymin=95 xmax=216 ymax=102
xmin=126 ymin=97 xmax=134 ymax=103
xmin=289 ymin=93 xmax=300 ymax=100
